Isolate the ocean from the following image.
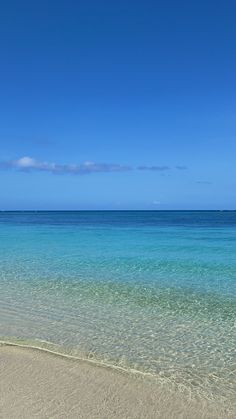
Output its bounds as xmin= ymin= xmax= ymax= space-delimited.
xmin=0 ymin=211 xmax=235 ymax=403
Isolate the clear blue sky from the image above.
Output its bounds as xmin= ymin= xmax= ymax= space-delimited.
xmin=1 ymin=0 xmax=235 ymax=210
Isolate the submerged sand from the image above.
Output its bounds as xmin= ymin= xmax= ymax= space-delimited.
xmin=0 ymin=344 xmax=234 ymax=419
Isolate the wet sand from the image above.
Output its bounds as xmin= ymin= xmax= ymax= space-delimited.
xmin=0 ymin=343 xmax=233 ymax=419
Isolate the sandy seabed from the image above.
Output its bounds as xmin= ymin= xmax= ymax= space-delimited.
xmin=0 ymin=343 xmax=234 ymax=419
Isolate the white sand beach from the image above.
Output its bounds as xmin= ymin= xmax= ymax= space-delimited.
xmin=0 ymin=343 xmax=234 ymax=419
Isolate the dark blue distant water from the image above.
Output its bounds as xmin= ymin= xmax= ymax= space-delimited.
xmin=0 ymin=211 xmax=236 ymax=403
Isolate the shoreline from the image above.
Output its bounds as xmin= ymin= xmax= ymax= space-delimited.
xmin=0 ymin=343 xmax=235 ymax=418
xmin=0 ymin=338 xmax=160 ymax=379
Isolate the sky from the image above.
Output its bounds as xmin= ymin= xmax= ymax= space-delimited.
xmin=0 ymin=0 xmax=236 ymax=210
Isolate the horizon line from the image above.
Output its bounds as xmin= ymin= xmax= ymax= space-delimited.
xmin=1 ymin=209 xmax=235 ymax=212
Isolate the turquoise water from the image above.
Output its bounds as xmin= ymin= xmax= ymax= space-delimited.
xmin=0 ymin=211 xmax=236 ymax=402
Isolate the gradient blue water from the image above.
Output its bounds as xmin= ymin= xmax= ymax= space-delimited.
xmin=0 ymin=211 xmax=235 ymax=401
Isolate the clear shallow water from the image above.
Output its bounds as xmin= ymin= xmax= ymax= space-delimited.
xmin=0 ymin=211 xmax=236 ymax=402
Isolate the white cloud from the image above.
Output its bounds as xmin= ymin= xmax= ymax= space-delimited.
xmin=4 ymin=156 xmax=132 ymax=175
xmin=1 ymin=156 xmax=188 ymax=176
xmin=196 ymin=180 xmax=212 ymax=185
xmin=15 ymin=156 xmax=37 ymax=168
xmin=137 ymin=165 xmax=170 ymax=171
xmin=175 ymin=165 xmax=188 ymax=170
